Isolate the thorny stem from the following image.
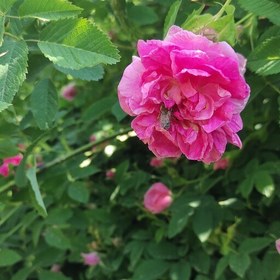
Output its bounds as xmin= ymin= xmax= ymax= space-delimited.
xmin=0 ymin=128 xmax=133 ymax=193
xmin=40 ymin=127 xmax=133 ymax=172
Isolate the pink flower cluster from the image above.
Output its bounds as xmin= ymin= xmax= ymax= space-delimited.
xmin=118 ymin=26 xmax=250 ymax=163
xmin=144 ymin=182 xmax=173 ymax=214
xmin=0 ymin=154 xmax=23 ymax=177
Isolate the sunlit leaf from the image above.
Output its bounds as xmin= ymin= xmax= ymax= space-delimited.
xmin=0 ymin=39 xmax=28 ymax=105
xmin=38 ymin=18 xmax=120 ymax=70
xmin=19 ymin=0 xmax=82 ymax=20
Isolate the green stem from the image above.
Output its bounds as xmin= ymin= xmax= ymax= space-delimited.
xmin=235 ymin=13 xmax=253 ymax=26
xmin=214 ymin=0 xmax=232 ymax=20
xmin=39 ymin=127 xmax=132 ymax=172
xmin=0 ymin=128 xmax=133 ymax=192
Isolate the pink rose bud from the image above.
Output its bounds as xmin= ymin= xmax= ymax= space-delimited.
xmin=106 ymin=169 xmax=115 ymax=179
xmin=0 ymin=163 xmax=9 ymax=177
xmin=276 ymin=239 xmax=280 ymax=254
xmin=213 ymin=158 xmax=229 ymax=170
xmin=144 ymin=182 xmax=173 ymax=214
xmin=61 ymin=83 xmax=77 ymax=101
xmin=89 ymin=134 xmax=96 ymax=142
xmin=118 ymin=25 xmax=250 ymax=163
xmin=18 ymin=143 xmax=26 ymax=151
xmin=4 ymin=154 xmax=23 ymax=166
xmin=149 ymin=157 xmax=164 ymax=167
xmin=50 ymin=264 xmax=61 ymax=272
xmin=81 ymin=252 xmax=100 ymax=266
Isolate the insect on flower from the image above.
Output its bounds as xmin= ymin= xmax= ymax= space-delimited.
xmin=159 ymin=106 xmax=172 ymax=130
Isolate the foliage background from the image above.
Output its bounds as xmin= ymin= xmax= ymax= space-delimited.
xmin=0 ymin=0 xmax=280 ymax=279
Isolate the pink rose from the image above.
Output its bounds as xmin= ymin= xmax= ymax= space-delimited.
xmin=118 ymin=25 xmax=250 ymax=163
xmin=213 ymin=158 xmax=229 ymax=170
xmin=81 ymin=252 xmax=100 ymax=266
xmin=149 ymin=157 xmax=164 ymax=167
xmin=61 ymin=83 xmax=77 ymax=101
xmin=144 ymin=182 xmax=173 ymax=214
xmin=276 ymin=239 xmax=280 ymax=254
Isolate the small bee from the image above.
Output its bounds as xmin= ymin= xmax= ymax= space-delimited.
xmin=159 ymin=106 xmax=172 ymax=130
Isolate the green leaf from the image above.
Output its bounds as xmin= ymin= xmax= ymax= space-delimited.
xmin=208 ymin=5 xmax=236 ymax=45
xmin=254 ymin=171 xmax=275 ymax=197
xmin=26 ymin=167 xmax=47 ymax=217
xmin=126 ymin=241 xmax=145 ymax=268
xmin=169 ymin=261 xmax=191 ymax=280
xmin=127 ymin=5 xmax=158 ymax=26
xmin=247 ymin=257 xmax=264 ymax=280
xmin=11 ymin=267 xmax=33 ymax=280
xmin=69 ymin=165 xmax=100 ymax=180
xmin=181 ymin=6 xmax=212 ymax=32
xmin=168 ymin=205 xmax=193 ymax=238
xmin=189 ymin=250 xmax=210 ymax=274
xmin=30 ymin=79 xmax=58 ymax=130
xmin=0 ymin=39 xmax=28 ymax=104
xmin=238 ymin=176 xmax=254 ymax=198
xmin=147 ymin=242 xmax=179 ymax=260
xmin=15 ymin=133 xmax=47 ymax=188
xmin=39 ymin=270 xmax=71 ymax=280
xmin=193 ymin=206 xmax=213 ymax=242
xmin=262 ymin=252 xmax=280 ymax=280
xmin=0 ymin=15 xmax=4 ymax=47
xmin=112 ymin=102 xmax=127 ymax=122
xmin=19 ymin=0 xmax=82 ymax=20
xmin=229 ymin=252 xmax=251 ymax=278
xmin=82 ymin=96 xmax=115 ymax=122
xmin=215 ymin=255 xmax=229 ymax=279
xmin=238 ymin=0 xmax=280 ymax=25
xmin=0 ymin=140 xmax=18 ymax=157
xmin=67 ymin=182 xmax=89 ymax=204
xmin=115 ymin=160 xmax=130 ymax=183
xmin=239 ymin=237 xmax=272 ymax=254
xmin=45 ymin=208 xmax=73 ymax=225
xmin=133 ymin=260 xmax=169 ymax=280
xmin=248 ymin=36 xmax=280 ymax=76
xmin=163 ymin=0 xmax=181 ymax=37
xmin=0 ymin=248 xmax=22 ymax=267
xmin=38 ymin=18 xmax=120 ymax=70
xmin=0 ymin=101 xmax=11 ymax=111
xmin=44 ymin=227 xmax=71 ymax=250
xmin=0 ymin=0 xmax=17 ymax=13
xmin=54 ymin=64 xmax=104 ymax=81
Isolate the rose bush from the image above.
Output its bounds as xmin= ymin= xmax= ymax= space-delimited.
xmin=118 ymin=25 xmax=250 ymax=163
xmin=0 ymin=0 xmax=280 ymax=279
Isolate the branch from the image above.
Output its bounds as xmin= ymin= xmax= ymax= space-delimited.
xmin=0 ymin=127 xmax=133 ymax=192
